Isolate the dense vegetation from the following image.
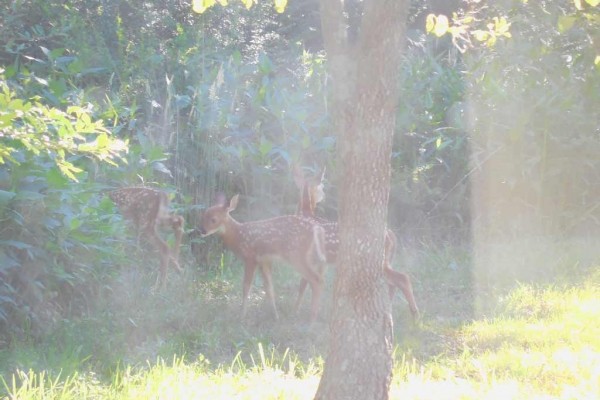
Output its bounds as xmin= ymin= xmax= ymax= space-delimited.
xmin=1 ymin=0 xmax=598 ymax=398
xmin=2 ymin=279 xmax=599 ymax=399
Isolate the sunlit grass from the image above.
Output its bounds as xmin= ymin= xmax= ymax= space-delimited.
xmin=2 ymin=269 xmax=598 ymax=399
xmin=390 ymin=276 xmax=600 ymax=399
xmin=1 ymin=347 xmax=321 ymax=400
xmin=117 ymin=355 xmax=320 ymax=400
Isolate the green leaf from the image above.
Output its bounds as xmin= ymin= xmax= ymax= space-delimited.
xmin=493 ymin=17 xmax=511 ymax=35
xmin=96 ymin=133 xmax=109 ymax=149
xmin=274 ymin=0 xmax=287 ymax=13
xmin=192 ymin=0 xmax=216 ymax=13
xmin=46 ymin=167 xmax=69 ymax=189
xmin=231 ymin=50 xmax=242 ymax=66
xmin=146 ymin=146 xmax=168 ymax=163
xmin=486 ymin=35 xmax=498 ymax=47
xmin=259 ymin=137 xmax=273 ymax=157
xmin=585 ymin=0 xmax=599 ymax=6
xmin=0 ymin=190 xmax=16 ymax=207
xmin=67 ymin=58 xmax=84 ymax=74
xmin=258 ymin=54 xmax=274 ymax=75
xmin=426 ymin=14 xmax=436 ymax=33
xmin=472 ymin=30 xmax=489 ymax=42
xmin=426 ymin=14 xmax=450 ymax=37
xmin=558 ymin=15 xmax=577 ymax=33
xmin=70 ymin=218 xmax=82 ymax=231
xmin=48 ymin=78 xmax=67 ymax=98
xmin=240 ymin=0 xmax=254 ymax=10
xmin=434 ymin=15 xmax=449 ymax=37
xmin=50 ymin=48 xmax=66 ymax=59
xmin=56 ymin=159 xmax=83 ymax=182
xmin=4 ymin=65 xmax=16 ymax=79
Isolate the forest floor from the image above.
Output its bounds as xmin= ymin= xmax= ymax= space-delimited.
xmin=1 ymin=236 xmax=599 ymax=399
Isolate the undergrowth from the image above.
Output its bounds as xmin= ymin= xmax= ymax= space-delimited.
xmin=0 ymin=241 xmax=598 ymax=399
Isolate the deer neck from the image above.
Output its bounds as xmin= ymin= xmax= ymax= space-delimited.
xmin=220 ymin=216 xmax=244 ymax=254
xmin=298 ymin=184 xmax=316 ymax=218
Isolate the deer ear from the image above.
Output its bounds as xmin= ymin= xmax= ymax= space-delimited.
xmin=293 ymin=164 xmax=305 ymax=189
xmin=228 ymin=194 xmax=239 ymax=212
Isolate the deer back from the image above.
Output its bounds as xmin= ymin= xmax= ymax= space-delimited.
xmin=201 ymin=195 xmax=325 ymax=265
xmin=238 ymin=216 xmax=325 ymax=263
xmin=109 ymin=187 xmax=169 ymax=231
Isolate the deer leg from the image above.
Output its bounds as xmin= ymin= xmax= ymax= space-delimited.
xmin=241 ymin=260 xmax=258 ymax=319
xmin=383 ymin=229 xmax=419 ymax=318
xmin=383 ymin=229 xmax=396 ymax=270
xmin=294 ymin=278 xmax=309 ymax=313
xmin=384 ymin=267 xmax=419 ymax=319
xmin=294 ymin=257 xmax=327 ymax=313
xmin=169 ymin=214 xmax=184 ymax=272
xmin=147 ymin=225 xmax=171 ymax=291
xmin=260 ymin=261 xmax=278 ymax=320
xmin=383 ymin=266 xmax=398 ymax=299
xmin=397 ymin=272 xmax=419 ymax=319
xmin=306 ymin=267 xmax=323 ymax=324
xmin=298 ymin=254 xmax=325 ymax=324
xmin=295 ymin=266 xmax=322 ymax=324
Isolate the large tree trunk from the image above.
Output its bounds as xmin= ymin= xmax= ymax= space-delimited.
xmin=315 ymin=1 xmax=409 ymax=399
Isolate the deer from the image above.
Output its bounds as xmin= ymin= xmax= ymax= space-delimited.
xmin=108 ymin=187 xmax=184 ymax=290
xmin=293 ymin=165 xmax=420 ymax=319
xmin=199 ymin=194 xmax=327 ymax=323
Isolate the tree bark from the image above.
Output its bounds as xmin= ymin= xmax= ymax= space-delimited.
xmin=315 ymin=1 xmax=409 ymax=399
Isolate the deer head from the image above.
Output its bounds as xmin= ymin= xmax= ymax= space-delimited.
xmin=293 ymin=165 xmax=326 ymax=217
xmin=199 ymin=194 xmax=238 ymax=238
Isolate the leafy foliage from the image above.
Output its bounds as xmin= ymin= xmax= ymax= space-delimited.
xmin=0 ymin=79 xmax=128 ymax=339
xmin=192 ymin=0 xmax=289 ymax=15
xmin=0 ymin=75 xmax=127 ymax=180
xmin=460 ymin=0 xmax=600 ymax=236
xmin=0 ymin=0 xmax=598 ymax=350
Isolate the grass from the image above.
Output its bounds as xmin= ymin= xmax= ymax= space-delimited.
xmin=1 ymin=239 xmax=599 ymax=399
xmin=405 ymin=282 xmax=600 ymax=399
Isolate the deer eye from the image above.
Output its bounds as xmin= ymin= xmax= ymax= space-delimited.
xmin=210 ymin=217 xmax=218 ymax=224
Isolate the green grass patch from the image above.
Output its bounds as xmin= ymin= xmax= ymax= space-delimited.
xmin=390 ymin=275 xmax=600 ymax=399
xmin=1 ymin=349 xmax=322 ymax=400
xmin=1 ymin=247 xmax=598 ymax=399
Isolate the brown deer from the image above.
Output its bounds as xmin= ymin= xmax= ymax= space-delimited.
xmin=293 ymin=165 xmax=420 ymax=319
xmin=199 ymin=194 xmax=327 ymax=323
xmin=109 ymin=187 xmax=184 ymax=290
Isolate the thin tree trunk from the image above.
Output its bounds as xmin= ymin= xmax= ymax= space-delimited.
xmin=315 ymin=1 xmax=409 ymax=399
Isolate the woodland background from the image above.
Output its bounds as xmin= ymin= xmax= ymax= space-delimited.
xmin=0 ymin=0 xmax=599 ymax=398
